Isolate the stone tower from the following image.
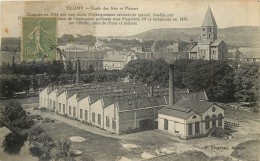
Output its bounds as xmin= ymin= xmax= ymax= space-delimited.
xmin=198 ymin=6 xmax=217 ymax=44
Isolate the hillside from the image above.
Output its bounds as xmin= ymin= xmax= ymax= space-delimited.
xmin=129 ymin=26 xmax=260 ymax=47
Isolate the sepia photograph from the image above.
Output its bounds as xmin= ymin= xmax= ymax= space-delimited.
xmin=0 ymin=0 xmax=259 ymax=161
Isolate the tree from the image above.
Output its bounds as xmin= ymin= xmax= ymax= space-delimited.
xmin=0 ymin=101 xmax=33 ymax=132
xmin=122 ymin=59 xmax=168 ymax=86
xmin=0 ymin=62 xmax=13 ymax=74
xmin=234 ymin=63 xmax=259 ymax=102
xmin=0 ymin=101 xmax=33 ymax=155
xmin=50 ymin=60 xmax=65 ymax=81
xmin=28 ymin=127 xmax=54 ymax=161
xmin=55 ymin=140 xmax=75 ymax=161
xmin=66 ymin=60 xmax=74 ymax=75
xmin=2 ymin=132 xmax=27 ymax=155
xmin=87 ymin=64 xmax=94 ymax=74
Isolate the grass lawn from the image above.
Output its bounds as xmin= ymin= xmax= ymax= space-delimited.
xmin=231 ymin=140 xmax=260 ymax=161
xmin=224 ymin=107 xmax=259 ymax=120
xmin=0 ymin=96 xmax=39 ymax=107
xmin=40 ymin=121 xmax=137 ymax=161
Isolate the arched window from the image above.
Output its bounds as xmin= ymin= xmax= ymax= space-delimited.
xmin=212 ymin=114 xmax=217 ymax=127
xmin=205 ymin=115 xmax=210 ymax=129
xmin=218 ymin=114 xmax=223 ymax=126
xmin=192 ymin=115 xmax=197 ymax=119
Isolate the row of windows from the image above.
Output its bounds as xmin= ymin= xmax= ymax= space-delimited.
xmin=164 ymin=115 xmax=223 ymax=135
xmin=49 ymin=102 xmax=117 ymax=130
xmin=205 ymin=114 xmax=223 ymax=129
xmin=91 ymin=113 xmax=116 ymax=129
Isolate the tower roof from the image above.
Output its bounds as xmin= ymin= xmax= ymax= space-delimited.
xmin=202 ymin=6 xmax=217 ymax=27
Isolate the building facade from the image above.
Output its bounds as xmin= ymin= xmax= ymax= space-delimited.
xmin=158 ymin=98 xmax=224 ymax=139
xmin=189 ymin=7 xmax=228 ymax=60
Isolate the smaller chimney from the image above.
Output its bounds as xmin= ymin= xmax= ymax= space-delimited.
xmin=149 ymin=86 xmax=153 ymax=97
xmin=76 ymin=59 xmax=80 ymax=85
xmin=169 ymin=64 xmax=175 ymax=105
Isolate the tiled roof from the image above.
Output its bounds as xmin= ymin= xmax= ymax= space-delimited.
xmin=189 ymin=45 xmax=198 ymax=53
xmin=102 ymin=97 xmax=115 ymax=107
xmin=158 ymin=105 xmax=195 ymax=119
xmin=77 ymin=91 xmax=89 ymax=101
xmin=202 ymin=7 xmax=217 ymax=27
xmin=158 ymin=98 xmax=216 ymax=119
xmin=173 ymin=98 xmax=215 ymax=114
xmin=89 ymin=94 xmax=101 ymax=104
xmin=103 ymin=51 xmax=124 ymax=61
xmin=57 ymin=88 xmax=67 ymax=96
xmin=210 ymin=39 xmax=223 ymax=46
xmin=117 ymin=96 xmax=167 ymax=111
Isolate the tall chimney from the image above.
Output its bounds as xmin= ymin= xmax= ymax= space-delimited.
xmin=76 ymin=59 xmax=80 ymax=85
xmin=169 ymin=64 xmax=175 ymax=105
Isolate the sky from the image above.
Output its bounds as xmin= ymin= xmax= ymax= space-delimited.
xmin=1 ymin=0 xmax=260 ymax=38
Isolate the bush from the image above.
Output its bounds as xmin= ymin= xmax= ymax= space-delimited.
xmin=3 ymin=132 xmax=27 ymax=155
xmin=0 ymin=101 xmax=34 ymax=131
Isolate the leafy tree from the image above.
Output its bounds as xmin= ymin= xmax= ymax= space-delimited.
xmin=234 ymin=63 xmax=259 ymax=102
xmin=87 ymin=64 xmax=94 ymax=74
xmin=50 ymin=60 xmax=65 ymax=81
xmin=28 ymin=127 xmax=54 ymax=161
xmin=55 ymin=140 xmax=75 ymax=161
xmin=122 ymin=59 xmax=236 ymax=102
xmin=122 ymin=59 xmax=168 ymax=86
xmin=0 ymin=101 xmax=33 ymax=155
xmin=0 ymin=62 xmax=13 ymax=74
xmin=2 ymin=132 xmax=27 ymax=155
xmin=186 ymin=60 xmax=235 ymax=102
xmin=66 ymin=60 xmax=74 ymax=75
xmin=0 ymin=101 xmax=33 ymax=132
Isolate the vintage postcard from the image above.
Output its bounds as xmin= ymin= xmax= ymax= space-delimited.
xmin=0 ymin=0 xmax=259 ymax=161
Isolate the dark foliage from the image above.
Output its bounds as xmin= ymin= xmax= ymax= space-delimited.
xmin=2 ymin=132 xmax=27 ymax=155
xmin=122 ymin=59 xmax=237 ymax=102
xmin=0 ymin=101 xmax=33 ymax=131
xmin=28 ymin=126 xmax=54 ymax=161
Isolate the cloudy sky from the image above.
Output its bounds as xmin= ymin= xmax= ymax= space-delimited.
xmin=1 ymin=0 xmax=260 ymax=38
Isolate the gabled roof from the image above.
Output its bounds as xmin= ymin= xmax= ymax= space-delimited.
xmin=189 ymin=44 xmax=198 ymax=53
xmin=158 ymin=106 xmax=195 ymax=119
xmin=57 ymin=88 xmax=67 ymax=96
xmin=158 ymin=98 xmax=217 ymax=119
xmin=102 ymin=97 xmax=115 ymax=107
xmin=174 ymin=98 xmax=215 ymax=114
xmin=77 ymin=91 xmax=89 ymax=101
xmin=117 ymin=96 xmax=167 ymax=111
xmin=89 ymin=94 xmax=101 ymax=104
xmin=66 ymin=89 xmax=77 ymax=98
xmin=210 ymin=39 xmax=224 ymax=46
xmin=202 ymin=7 xmax=217 ymax=27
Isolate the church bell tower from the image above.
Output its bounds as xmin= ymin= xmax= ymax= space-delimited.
xmin=199 ymin=6 xmax=217 ymax=44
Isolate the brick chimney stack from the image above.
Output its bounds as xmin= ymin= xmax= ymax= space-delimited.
xmin=169 ymin=64 xmax=175 ymax=105
xmin=76 ymin=59 xmax=80 ymax=85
